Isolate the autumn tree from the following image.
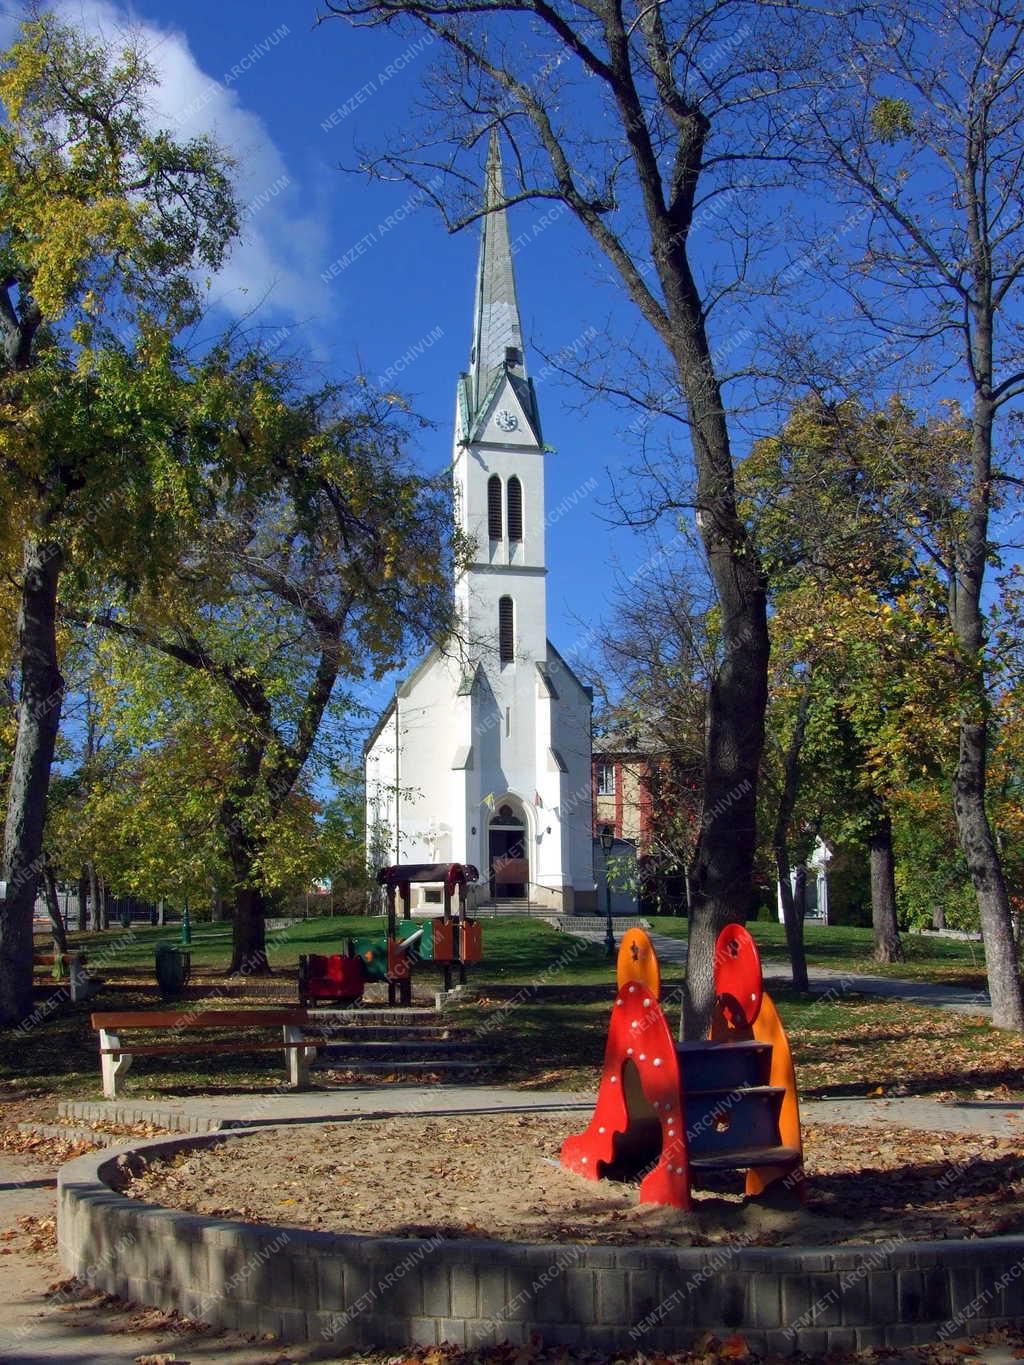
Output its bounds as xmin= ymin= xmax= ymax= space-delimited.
xmin=742 ymin=398 xmax=968 ymax=964
xmin=795 ymin=0 xmax=1024 ymax=1028
xmin=73 ymin=369 xmax=455 ymax=972
xmin=0 ymin=15 xmax=236 ymax=1023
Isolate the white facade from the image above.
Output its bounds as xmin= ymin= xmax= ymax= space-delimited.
xmin=776 ymin=838 xmax=831 ymax=923
xmin=364 ymin=134 xmax=596 ymax=912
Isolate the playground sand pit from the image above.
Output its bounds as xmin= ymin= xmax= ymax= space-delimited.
xmin=122 ymin=1112 xmax=1024 ymax=1247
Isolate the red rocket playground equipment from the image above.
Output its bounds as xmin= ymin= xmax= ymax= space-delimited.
xmin=561 ymin=925 xmax=804 ymax=1210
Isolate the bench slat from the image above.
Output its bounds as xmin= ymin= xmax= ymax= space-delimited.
xmin=91 ymin=1009 xmax=310 ymax=1029
xmin=99 ymin=1039 xmax=312 ymax=1057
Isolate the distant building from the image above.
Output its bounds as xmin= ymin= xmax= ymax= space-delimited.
xmin=592 ymin=730 xmax=697 ymax=914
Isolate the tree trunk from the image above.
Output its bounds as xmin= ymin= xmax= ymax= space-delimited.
xmin=230 ymin=885 xmax=270 ymax=974
xmin=869 ymin=813 xmax=903 ymax=964
xmin=77 ymin=870 xmax=88 ymax=932
xmin=87 ymin=861 xmax=100 ymax=932
xmin=0 ymin=535 xmax=64 ymax=1025
xmin=949 ymin=389 xmax=1024 ymax=1029
xmin=953 ymin=715 xmax=1024 ymax=1028
xmin=672 ymin=325 xmax=770 ymax=1039
xmin=156 ymin=898 xmax=166 ymax=927
xmin=226 ymin=829 xmax=270 ymax=974
xmin=99 ymin=879 xmax=109 ymax=931
xmin=771 ymin=672 xmax=813 ymax=994
xmin=42 ymin=860 xmax=68 ymax=956
xmin=211 ymin=882 xmax=225 ymax=923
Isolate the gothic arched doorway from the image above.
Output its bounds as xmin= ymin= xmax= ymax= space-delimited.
xmin=489 ymin=801 xmax=529 ymax=898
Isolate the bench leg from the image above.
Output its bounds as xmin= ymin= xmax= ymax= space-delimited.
xmin=284 ymin=1026 xmax=315 ymax=1089
xmin=99 ymin=1030 xmax=133 ymax=1099
xmin=69 ymin=954 xmax=90 ymax=1004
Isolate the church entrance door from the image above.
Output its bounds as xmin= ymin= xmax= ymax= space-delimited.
xmin=488 ymin=804 xmax=529 ymax=899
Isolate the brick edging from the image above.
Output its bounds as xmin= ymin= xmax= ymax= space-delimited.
xmin=58 ymin=1129 xmax=1024 ymax=1356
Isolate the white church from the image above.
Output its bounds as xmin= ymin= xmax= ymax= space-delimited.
xmin=364 ymin=134 xmax=597 ymax=913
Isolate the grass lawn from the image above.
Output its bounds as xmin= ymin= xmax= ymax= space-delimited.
xmin=5 ymin=913 xmax=1019 ymax=1104
xmin=646 ymin=916 xmax=990 ymax=986
xmin=67 ymin=914 xmax=613 ymax=984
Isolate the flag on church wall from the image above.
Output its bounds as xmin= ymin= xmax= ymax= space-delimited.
xmin=482 ymin=792 xmax=496 ymax=809
xmin=533 ymin=791 xmax=543 ymax=808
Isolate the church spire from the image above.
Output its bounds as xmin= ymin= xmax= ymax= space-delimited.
xmin=470 ymin=129 xmax=527 ymax=414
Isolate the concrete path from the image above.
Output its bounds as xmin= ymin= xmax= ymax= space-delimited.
xmin=57 ymin=1079 xmax=1024 ymax=1140
xmin=568 ymin=927 xmax=994 ymax=1016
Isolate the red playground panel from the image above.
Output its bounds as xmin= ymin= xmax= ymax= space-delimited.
xmin=298 ymin=953 xmax=364 ymax=1008
xmin=432 ymin=921 xmax=455 ymax=962
xmin=459 ymin=920 xmax=482 ymax=963
xmin=561 ymin=925 xmax=804 ymax=1211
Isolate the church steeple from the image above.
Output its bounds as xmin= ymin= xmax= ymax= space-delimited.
xmin=470 ymin=130 xmax=526 ymax=413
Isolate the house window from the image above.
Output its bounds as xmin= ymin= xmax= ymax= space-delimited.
xmin=498 ymin=596 xmax=514 ymax=663
xmin=596 ymin=762 xmax=616 ymax=796
xmin=488 ymin=474 xmax=503 ymax=539
xmin=507 ymin=475 xmax=523 ymax=542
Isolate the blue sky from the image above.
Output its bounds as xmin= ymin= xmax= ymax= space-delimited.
xmin=0 ymin=0 xmax=686 ymax=713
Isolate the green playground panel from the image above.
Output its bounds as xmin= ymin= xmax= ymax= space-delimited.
xmin=354 ymin=921 xmax=429 ymax=981
xmin=353 ymin=934 xmax=388 ymax=980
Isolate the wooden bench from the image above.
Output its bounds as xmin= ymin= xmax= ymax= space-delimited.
xmin=34 ymin=950 xmax=88 ymax=972
xmin=91 ymin=1009 xmax=319 ymax=1099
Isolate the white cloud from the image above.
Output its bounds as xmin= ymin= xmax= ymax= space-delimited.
xmin=0 ymin=2 xmax=329 ymax=328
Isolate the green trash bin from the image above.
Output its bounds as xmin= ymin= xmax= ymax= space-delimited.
xmin=155 ymin=942 xmax=192 ymax=997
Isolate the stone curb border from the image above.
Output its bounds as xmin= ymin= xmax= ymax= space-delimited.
xmin=59 ymin=1129 xmax=1024 ymax=1356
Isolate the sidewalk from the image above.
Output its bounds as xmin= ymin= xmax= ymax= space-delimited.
xmin=567 ymin=927 xmax=993 ymax=1016
xmin=56 ymin=1079 xmax=1024 ymax=1139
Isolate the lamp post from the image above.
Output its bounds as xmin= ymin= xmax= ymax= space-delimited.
xmin=599 ymin=830 xmax=615 ymax=959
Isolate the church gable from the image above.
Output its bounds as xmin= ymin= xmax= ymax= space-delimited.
xmin=469 ymin=370 xmax=542 ymax=448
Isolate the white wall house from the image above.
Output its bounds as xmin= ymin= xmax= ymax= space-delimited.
xmin=364 ymin=134 xmax=596 ymax=913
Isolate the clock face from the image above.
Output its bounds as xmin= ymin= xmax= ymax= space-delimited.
xmin=496 ymin=409 xmax=519 ymax=432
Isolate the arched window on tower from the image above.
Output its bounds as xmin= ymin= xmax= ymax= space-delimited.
xmin=507 ymin=476 xmax=523 ymax=542
xmin=487 ymin=475 xmax=503 ymax=540
xmin=498 ymin=596 xmax=515 ymax=663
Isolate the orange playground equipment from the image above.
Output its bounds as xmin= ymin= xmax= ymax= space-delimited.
xmin=561 ymin=924 xmax=803 ymax=1210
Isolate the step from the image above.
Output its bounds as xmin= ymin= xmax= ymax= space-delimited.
xmin=688 ymin=1143 xmax=801 ymax=1172
xmin=314 ymin=1058 xmax=485 ymax=1074
xmin=306 ymin=1008 xmax=439 ymax=1024
xmin=303 ymin=1025 xmax=464 ymax=1042
xmin=683 ymin=1085 xmax=785 ymax=1159
xmin=676 ymin=1040 xmax=772 ymax=1090
xmin=316 ymin=1040 xmax=481 ymax=1059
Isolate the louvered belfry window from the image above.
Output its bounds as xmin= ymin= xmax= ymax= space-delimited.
xmin=499 ymin=596 xmax=514 ymax=663
xmin=507 ymin=476 xmax=523 ymax=542
xmin=488 ymin=475 xmax=503 ymax=539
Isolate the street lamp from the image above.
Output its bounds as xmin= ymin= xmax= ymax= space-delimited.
xmin=599 ymin=830 xmax=615 ymax=959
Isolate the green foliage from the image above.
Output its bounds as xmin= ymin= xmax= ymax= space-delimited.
xmin=743 ymin=397 xmax=968 ymax=860
xmin=869 ymin=97 xmax=915 ymax=144
xmin=892 ymin=789 xmax=979 ymax=931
